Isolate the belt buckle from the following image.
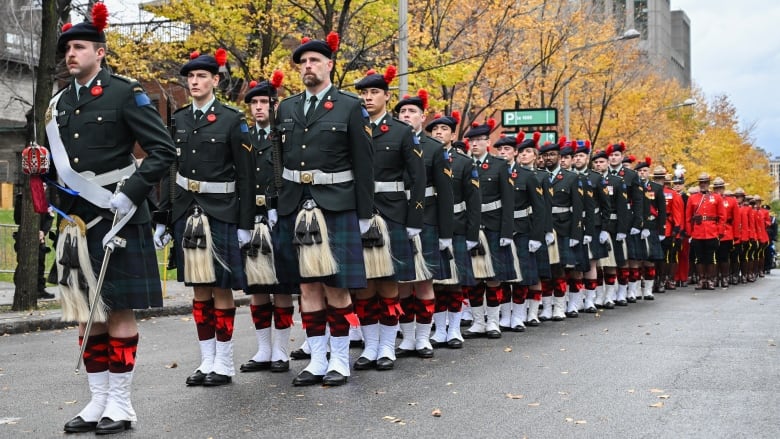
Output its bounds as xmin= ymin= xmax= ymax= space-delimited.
xmin=300 ymin=171 xmax=313 ymax=184
xmin=188 ymin=180 xmax=201 ymax=193
xmin=256 ymin=195 xmax=266 ymax=206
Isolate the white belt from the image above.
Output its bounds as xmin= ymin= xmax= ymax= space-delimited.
xmin=552 ymin=206 xmax=572 ymax=214
xmin=374 ymin=181 xmax=405 ymax=193
xmin=282 ymin=168 xmax=354 ymax=185
xmin=406 ymin=186 xmax=436 ymax=199
xmin=176 ymin=173 xmax=236 ymax=194
xmin=514 ymin=206 xmax=532 ymax=218
xmin=481 ymin=200 xmax=502 ymax=212
xmin=609 ymin=213 xmax=618 ymax=220
xmin=453 ymin=201 xmax=466 ymax=214
xmin=594 ymin=207 xmax=600 ymax=214
xmin=79 ymin=163 xmax=137 ymax=187
xmin=255 ymin=195 xmax=266 ymax=206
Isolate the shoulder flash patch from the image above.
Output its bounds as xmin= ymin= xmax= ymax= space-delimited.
xmin=413 ymin=136 xmax=420 ymax=145
xmin=471 ymin=168 xmax=479 ymax=179
xmin=134 ymin=91 xmax=151 ymax=107
xmin=442 ymin=150 xmax=449 ymax=161
xmin=361 ymin=107 xmax=370 ymax=118
xmin=240 ymin=121 xmax=249 ymax=133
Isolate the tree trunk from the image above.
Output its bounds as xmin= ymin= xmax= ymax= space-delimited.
xmin=13 ymin=0 xmax=59 ymax=311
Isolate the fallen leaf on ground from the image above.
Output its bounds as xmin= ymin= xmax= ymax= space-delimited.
xmin=627 ymin=389 xmax=635 ymax=393
xmin=408 ymin=402 xmax=418 ymax=406
xmin=558 ymin=391 xmax=569 ymax=395
xmin=750 ymin=297 xmax=757 ymax=300
xmin=650 ymin=388 xmax=664 ymax=393
xmin=565 ymin=417 xmax=574 ymax=422
xmin=649 ymin=402 xmax=664 ymax=408
xmin=446 ymin=382 xmax=453 ymax=386
xmin=658 ymin=395 xmax=670 ymax=399
xmin=165 ymin=362 xmax=177 ymax=369
xmin=527 ymin=402 xmax=540 ymax=407
xmin=575 ymin=420 xmax=587 ymax=424
xmin=504 ymin=347 xmax=513 ymax=352
xmin=180 ymin=317 xmax=191 ymax=321
xmin=64 ymin=400 xmax=77 ymax=404
xmin=505 ymin=393 xmax=524 ymax=399
xmin=561 ymin=371 xmax=569 ymax=374
xmin=431 ymin=409 xmax=442 ymax=417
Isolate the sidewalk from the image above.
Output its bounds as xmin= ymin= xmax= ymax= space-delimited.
xmin=0 ymin=280 xmax=250 ymax=335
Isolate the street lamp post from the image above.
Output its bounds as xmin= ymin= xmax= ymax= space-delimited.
xmin=398 ymin=0 xmax=409 ymax=98
xmin=563 ymin=29 xmax=641 ymax=138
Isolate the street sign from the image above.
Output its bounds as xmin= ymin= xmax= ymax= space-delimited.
xmin=524 ymin=130 xmax=557 ymax=144
xmin=501 ymin=108 xmax=558 ymax=127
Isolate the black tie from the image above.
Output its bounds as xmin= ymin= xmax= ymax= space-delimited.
xmin=77 ymin=86 xmax=88 ymax=102
xmin=305 ymin=96 xmax=318 ymax=121
xmin=258 ymin=130 xmax=266 ymax=142
xmin=194 ymin=109 xmax=204 ymax=120
xmin=476 ymin=159 xmax=482 ymax=167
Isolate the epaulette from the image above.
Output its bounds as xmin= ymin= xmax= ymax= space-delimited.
xmin=423 ymin=135 xmax=443 ymax=146
xmin=174 ymin=104 xmax=190 ymax=114
xmin=338 ymin=89 xmax=360 ymax=100
xmin=281 ymin=92 xmax=304 ymax=104
xmin=222 ymin=103 xmax=242 ymax=114
xmin=455 ymin=149 xmax=470 ymax=158
xmin=111 ymin=73 xmax=137 ymax=84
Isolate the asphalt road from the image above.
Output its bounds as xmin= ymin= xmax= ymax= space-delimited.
xmin=1 ymin=277 xmax=778 ymax=438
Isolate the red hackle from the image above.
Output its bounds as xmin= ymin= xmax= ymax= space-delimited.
xmin=91 ymin=2 xmax=108 ymax=33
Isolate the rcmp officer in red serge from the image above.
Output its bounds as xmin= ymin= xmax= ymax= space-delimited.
xmin=462 ymin=119 xmax=516 ymax=338
xmin=654 ymin=167 xmax=684 ymax=292
xmin=157 ymin=49 xmax=256 ymax=387
xmin=238 ymin=73 xmax=296 ymax=374
xmin=427 ymin=111 xmax=481 ymax=347
xmin=394 ymin=90 xmax=454 ymax=358
xmin=635 ymin=158 xmax=666 ymax=299
xmin=712 ymin=177 xmax=737 ymax=288
xmin=685 ymin=173 xmax=724 ymax=290
xmin=52 ymin=3 xmax=176 ymax=433
xmin=275 ymin=33 xmax=374 ymax=386
xmin=351 ymin=66 xmax=425 ymax=370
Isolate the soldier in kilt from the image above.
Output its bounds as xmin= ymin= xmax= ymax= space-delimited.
xmin=238 ymin=74 xmax=296 ymax=375
xmin=273 ymin=34 xmax=374 ymax=386
xmin=462 ymin=121 xmax=515 ymax=339
xmin=54 ymin=6 xmax=176 ymax=433
xmin=159 ymin=51 xmax=256 ymax=388
xmin=351 ymin=67 xmax=425 ymax=370
xmin=635 ymin=158 xmax=666 ymax=300
xmin=538 ymin=138 xmax=584 ymax=321
xmin=394 ymin=90 xmax=454 ymax=359
xmin=427 ymin=112 xmax=481 ymax=348
xmin=606 ymin=142 xmax=645 ymax=305
xmin=526 ymin=135 xmax=554 ymax=326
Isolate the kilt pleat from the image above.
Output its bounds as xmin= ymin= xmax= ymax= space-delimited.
xmin=626 ymin=233 xmax=648 ymax=260
xmin=453 ymin=234 xmax=477 ymax=286
xmin=645 ymin=232 xmax=664 ymax=261
xmin=484 ymin=229 xmax=517 ymax=281
xmin=420 ymin=224 xmax=451 ymax=280
xmin=385 ymin=216 xmax=416 ymax=282
xmin=513 ymin=234 xmax=539 ymax=286
xmin=174 ymin=215 xmax=247 ymax=290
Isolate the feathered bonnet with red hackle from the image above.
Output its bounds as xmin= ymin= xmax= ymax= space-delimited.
xmin=540 ymin=135 xmax=567 ymax=154
xmin=293 ymin=31 xmax=340 ymax=64
xmin=425 ymin=109 xmax=461 ymax=132
xmin=355 ymin=65 xmax=397 ymax=91
xmin=634 ymin=156 xmax=652 ymax=171
xmin=180 ymin=47 xmax=229 ymax=76
xmin=492 ymin=130 xmax=525 ymax=149
xmin=244 ymin=70 xmax=285 ymax=103
xmin=57 ymin=1 xmax=108 ymax=51
xmin=393 ymin=88 xmax=429 ymax=113
xmin=517 ymin=131 xmax=541 ymax=152
xmin=574 ymin=139 xmax=591 ymax=156
xmin=463 ymin=117 xmax=497 ymax=139
xmin=605 ymin=140 xmax=627 ymax=156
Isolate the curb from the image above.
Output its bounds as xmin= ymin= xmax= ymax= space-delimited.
xmin=1 ymin=297 xmax=250 ymax=335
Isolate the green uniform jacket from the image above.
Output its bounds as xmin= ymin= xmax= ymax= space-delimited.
xmin=611 ymin=165 xmax=645 ymax=230
xmin=450 ymin=148 xmax=481 ymax=242
xmin=162 ymin=99 xmax=255 ymax=230
xmin=476 ymin=154 xmax=513 ymax=239
xmin=512 ymin=165 xmax=546 ymax=242
xmin=276 ymin=86 xmax=374 ymax=218
xmin=548 ymin=168 xmax=584 ymax=241
xmin=418 ymin=134 xmax=454 ymax=239
xmin=644 ymin=180 xmax=667 ymax=235
xmin=249 ymin=125 xmax=275 ymax=215
xmin=52 ymin=68 xmax=176 ymax=224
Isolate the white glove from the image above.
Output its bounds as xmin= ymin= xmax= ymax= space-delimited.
xmin=359 ymin=219 xmax=371 ymax=235
xmin=439 ymin=238 xmax=453 ymax=251
xmin=500 ymin=237 xmax=512 ymax=247
xmin=569 ymin=238 xmax=579 ymax=248
xmin=466 ymin=240 xmax=478 ymax=250
xmin=267 ymin=209 xmax=278 ymax=229
xmin=641 ymin=228 xmax=650 ymax=239
xmin=109 ymin=192 xmax=135 ymax=216
xmin=407 ymin=227 xmax=422 ymax=238
xmin=630 ymin=227 xmax=640 ymax=235
xmin=583 ymin=235 xmax=592 ymax=245
xmin=616 ymin=233 xmax=627 ymax=241
xmin=659 ymin=235 xmax=666 ymax=241
xmin=529 ymin=240 xmax=542 ymax=253
xmin=237 ymin=229 xmax=252 ymax=247
xmin=153 ymin=224 xmax=171 ymax=250
xmin=545 ymin=232 xmax=555 ymax=245
xmin=599 ymin=230 xmax=610 ymax=244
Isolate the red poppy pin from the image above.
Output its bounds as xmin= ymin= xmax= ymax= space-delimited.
xmin=511 ymin=171 xmax=517 ymax=179
xmin=323 ymin=101 xmax=334 ymax=110
xmin=379 ymin=124 xmax=389 ymax=132
xmin=618 ymin=170 xmax=624 ymax=177
xmin=556 ymin=173 xmax=563 ymax=180
xmin=481 ymin=163 xmax=489 ymax=170
xmin=206 ymin=113 xmax=216 ymax=122
xmin=90 ymin=80 xmax=103 ymax=97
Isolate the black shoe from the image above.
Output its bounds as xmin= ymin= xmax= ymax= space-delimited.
xmin=485 ymin=329 xmax=502 ymax=339
xmin=239 ymin=359 xmax=271 ymax=372
xmin=185 ymin=370 xmax=207 ymax=386
xmin=292 ymin=370 xmax=324 ymax=386
xmin=565 ymin=311 xmax=579 ymax=318
xmin=290 ymin=349 xmax=311 ymax=360
xmin=376 ymin=357 xmax=395 ymax=371
xmin=416 ymin=347 xmax=434 ymax=358
xmin=627 ymin=297 xmax=637 ymax=303
xmin=462 ymin=329 xmax=485 ymax=339
xmin=499 ymin=325 xmax=513 ymax=332
xmin=38 ymin=290 xmax=55 ymax=300
xmin=603 ymin=301 xmax=615 ymax=309
xmin=584 ymin=307 xmax=598 ymax=313
xmin=95 ymin=418 xmax=131 ymax=435
xmin=525 ymin=319 xmax=540 ymax=327
xmin=551 ymin=315 xmax=565 ymax=322
xmin=322 ymin=370 xmax=348 ymax=386
xmin=353 ymin=356 xmax=377 ymax=370
xmin=270 ymin=360 xmax=290 ymax=372
xmin=203 ymin=372 xmax=232 ymax=386
xmin=447 ymin=338 xmax=463 ymax=349
xmin=644 ymin=295 xmax=655 ymax=301
xmin=460 ymin=319 xmax=473 ymax=327
xmin=349 ymin=340 xmax=364 ymax=349
xmin=395 ymin=347 xmax=416 ymax=358
xmin=512 ymin=325 xmax=526 ymax=333
xmin=429 ymin=339 xmax=447 ymax=349
xmin=615 ymin=300 xmax=628 ymax=307
xmin=64 ymin=416 xmax=97 ymax=433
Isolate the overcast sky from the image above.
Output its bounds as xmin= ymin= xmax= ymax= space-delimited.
xmin=94 ymin=0 xmax=780 ymax=157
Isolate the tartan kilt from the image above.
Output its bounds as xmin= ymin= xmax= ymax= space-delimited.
xmin=385 ymin=216 xmax=416 ymax=282
xmin=554 ymin=233 xmax=577 ymax=267
xmin=645 ymin=231 xmax=664 ymax=261
xmin=572 ymin=241 xmax=590 ymax=271
xmin=174 ymin=215 xmax=247 ymax=290
xmin=535 ymin=239 xmax=552 ymax=279
xmin=420 ymin=224 xmax=451 ymax=280
xmin=484 ymin=229 xmax=517 ymax=281
xmin=588 ymin=227 xmax=608 ymax=260
xmin=85 ymin=220 xmax=162 ymax=311
xmin=245 ymin=223 xmax=300 ymax=295
xmin=453 ymin=234 xmax=477 ymax=286
xmin=513 ymin=234 xmax=539 ymax=286
xmin=626 ymin=233 xmax=647 ymax=260
xmin=276 ymin=208 xmax=367 ymax=290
